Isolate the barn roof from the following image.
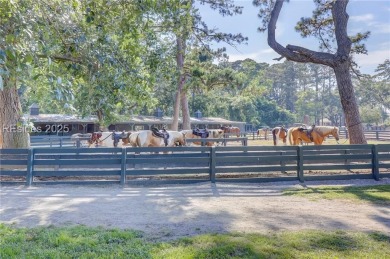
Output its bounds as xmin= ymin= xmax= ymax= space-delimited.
xmin=23 ymin=114 xmax=245 ymax=125
xmin=116 ymin=115 xmax=245 ymax=125
xmin=23 ymin=114 xmax=98 ymax=123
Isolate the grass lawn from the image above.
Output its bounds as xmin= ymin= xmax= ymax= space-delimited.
xmin=1 ymin=224 xmax=389 ymax=259
xmin=282 ymin=184 xmax=390 ymax=205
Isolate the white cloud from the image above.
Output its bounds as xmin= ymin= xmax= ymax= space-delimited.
xmin=373 ymin=23 xmax=390 ymax=34
xmin=350 ymin=13 xmax=374 ymax=22
xmin=355 ymin=49 xmax=390 ymax=73
xmin=228 ymin=48 xmax=281 ymax=64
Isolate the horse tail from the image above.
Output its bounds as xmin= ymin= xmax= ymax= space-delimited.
xmin=287 ymin=128 xmax=293 ymax=145
xmin=272 ymin=128 xmax=277 ymax=146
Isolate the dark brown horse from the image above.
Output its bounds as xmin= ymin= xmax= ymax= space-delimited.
xmin=271 ymin=126 xmax=288 ymax=145
xmin=221 ymin=126 xmax=240 ymax=137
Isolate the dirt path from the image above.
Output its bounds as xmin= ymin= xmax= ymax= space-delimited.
xmin=1 ymin=179 xmax=389 ymax=240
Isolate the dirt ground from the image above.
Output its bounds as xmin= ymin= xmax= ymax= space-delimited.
xmin=1 ymin=178 xmax=389 ymax=241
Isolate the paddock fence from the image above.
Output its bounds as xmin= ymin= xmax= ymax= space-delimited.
xmin=1 ymin=144 xmax=389 ymax=186
xmin=245 ymin=130 xmax=390 ymax=141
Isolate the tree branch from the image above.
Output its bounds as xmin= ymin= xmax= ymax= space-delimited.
xmin=331 ymin=0 xmax=352 ymax=61
xmin=267 ymin=0 xmax=335 ymax=67
xmin=37 ymin=54 xmax=84 ymax=64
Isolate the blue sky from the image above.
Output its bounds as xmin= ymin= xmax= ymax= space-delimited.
xmin=197 ymin=0 xmax=390 ymax=75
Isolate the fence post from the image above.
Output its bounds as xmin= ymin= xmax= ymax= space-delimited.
xmin=372 ymin=145 xmax=379 ymax=181
xmin=120 ymin=148 xmax=127 ymax=185
xmin=26 ymin=148 xmax=35 ymax=186
xmin=210 ymin=146 xmax=216 ymax=183
xmin=280 ymin=151 xmax=286 ymax=173
xmin=344 ymin=149 xmax=349 ymax=165
xmin=297 ymin=146 xmax=304 ymax=182
xmin=376 ymin=131 xmax=379 ymax=140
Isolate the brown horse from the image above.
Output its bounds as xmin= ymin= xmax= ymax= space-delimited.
xmin=288 ymin=126 xmax=340 ymax=145
xmin=271 ymin=126 xmax=288 ymax=145
xmin=88 ymin=131 xmax=133 ymax=147
xmin=221 ymin=126 xmax=240 ymax=137
xmin=257 ymin=127 xmax=269 ymax=140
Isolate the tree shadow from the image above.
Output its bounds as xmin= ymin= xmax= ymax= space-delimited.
xmin=283 ymin=185 xmax=390 ymax=205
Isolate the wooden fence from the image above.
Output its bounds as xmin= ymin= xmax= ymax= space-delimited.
xmin=1 ymin=144 xmax=389 ymax=185
xmin=245 ymin=130 xmax=390 ymax=141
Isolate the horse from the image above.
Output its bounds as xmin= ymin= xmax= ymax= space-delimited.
xmin=126 ymin=131 xmax=140 ymax=147
xmin=271 ymin=126 xmax=288 ymax=146
xmin=181 ymin=129 xmax=224 ymax=146
xmin=136 ymin=130 xmax=186 ymax=147
xmin=88 ymin=131 xmax=132 ymax=147
xmin=288 ymin=125 xmax=340 ymax=145
xmin=221 ymin=126 xmax=240 ymax=137
xmin=70 ymin=133 xmax=92 ymax=147
xmin=257 ymin=127 xmax=269 ymax=140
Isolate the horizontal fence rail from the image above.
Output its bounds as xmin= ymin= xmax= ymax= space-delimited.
xmin=1 ymin=144 xmax=389 ymax=185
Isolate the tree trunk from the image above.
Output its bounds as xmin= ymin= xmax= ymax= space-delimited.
xmin=0 ymin=84 xmax=30 ymax=148
xmin=171 ymin=36 xmax=187 ymax=131
xmin=171 ymin=91 xmax=181 ymax=131
xmin=180 ymin=92 xmax=191 ymax=130
xmin=333 ymin=63 xmax=367 ymax=144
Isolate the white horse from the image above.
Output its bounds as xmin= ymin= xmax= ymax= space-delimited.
xmin=181 ymin=129 xmax=224 ymax=146
xmin=136 ymin=130 xmax=186 ymax=147
xmin=70 ymin=133 xmax=92 ymax=147
xmin=127 ymin=131 xmax=140 ymax=147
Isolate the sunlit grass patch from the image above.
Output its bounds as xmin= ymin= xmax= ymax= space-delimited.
xmin=1 ymin=224 xmax=389 ymax=258
xmin=283 ymin=185 xmax=390 ymax=205
xmin=152 ymin=230 xmax=390 ymax=259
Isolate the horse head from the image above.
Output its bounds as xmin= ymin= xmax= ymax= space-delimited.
xmin=332 ymin=127 xmax=340 ymax=142
xmin=178 ymin=132 xmax=187 ymax=146
xmin=220 ymin=126 xmax=228 ymax=133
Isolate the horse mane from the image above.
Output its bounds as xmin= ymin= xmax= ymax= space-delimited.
xmin=314 ymin=126 xmax=339 ymax=136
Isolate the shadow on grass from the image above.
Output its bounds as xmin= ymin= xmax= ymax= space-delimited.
xmin=157 ymin=230 xmax=390 ymax=258
xmin=282 ymin=185 xmax=390 ymax=205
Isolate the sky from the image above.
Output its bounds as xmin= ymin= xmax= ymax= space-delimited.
xmin=197 ymin=0 xmax=390 ymax=75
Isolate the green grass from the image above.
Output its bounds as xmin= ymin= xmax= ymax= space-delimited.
xmin=1 ymin=224 xmax=389 ymax=258
xmin=283 ymin=184 xmax=390 ymax=205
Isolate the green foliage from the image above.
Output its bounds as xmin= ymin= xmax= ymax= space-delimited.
xmin=360 ymin=105 xmax=382 ymax=125
xmin=1 ymin=0 xmax=385 ymax=129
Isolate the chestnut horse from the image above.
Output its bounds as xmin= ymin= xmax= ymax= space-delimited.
xmin=271 ymin=126 xmax=288 ymax=145
xmin=221 ymin=126 xmax=240 ymax=137
xmin=288 ymin=126 xmax=340 ymax=145
xmin=88 ymin=131 xmax=132 ymax=147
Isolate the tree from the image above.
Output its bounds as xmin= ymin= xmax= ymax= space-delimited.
xmin=254 ymin=0 xmax=368 ymax=144
xmin=0 ymin=0 xmax=158 ymax=147
xmin=155 ymin=0 xmax=247 ymax=130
